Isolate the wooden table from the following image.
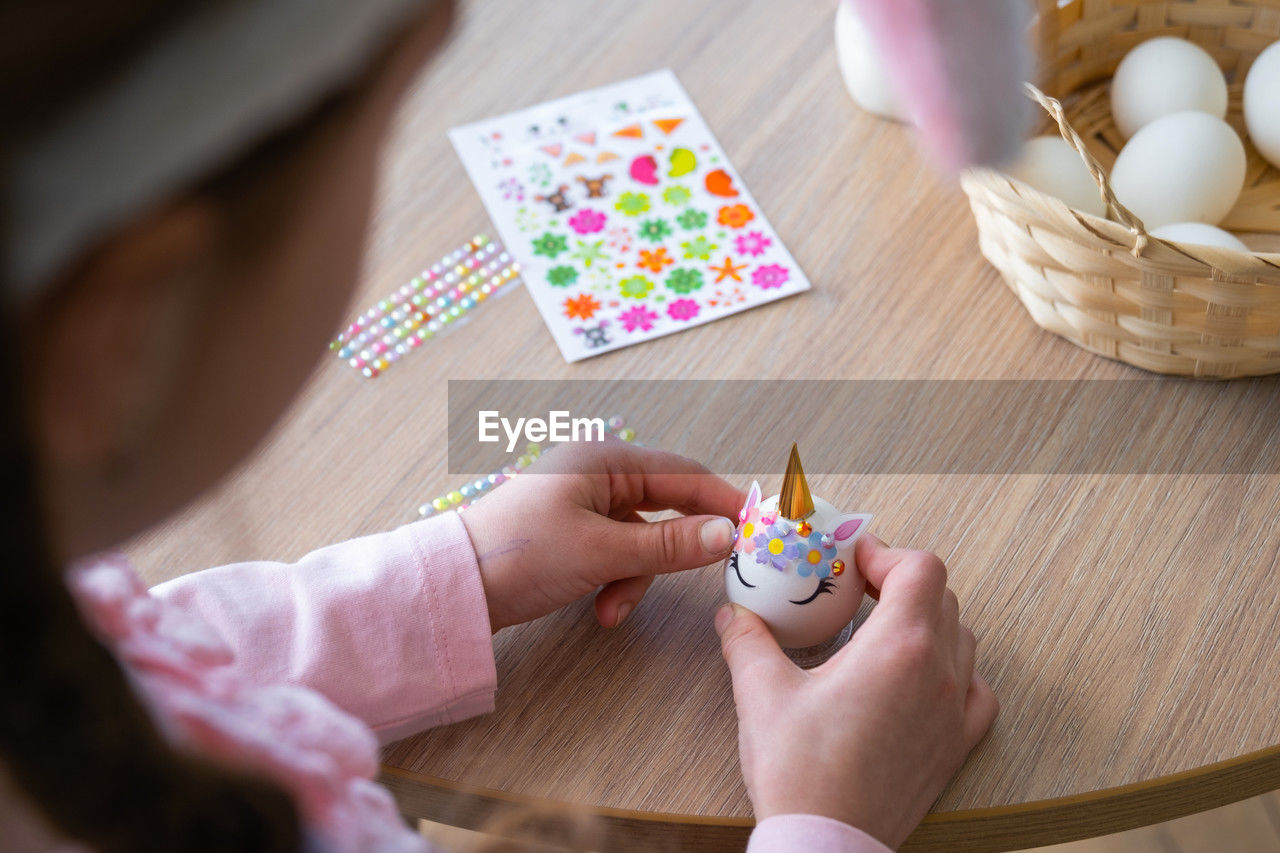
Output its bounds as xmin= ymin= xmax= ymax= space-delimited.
xmin=126 ymin=1 xmax=1280 ymax=849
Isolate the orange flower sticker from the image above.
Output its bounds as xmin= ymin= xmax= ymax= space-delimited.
xmin=717 ymin=204 xmax=755 ymax=229
xmin=636 ymin=247 xmax=674 ymax=273
xmin=709 ymin=256 xmax=748 ymax=283
xmin=563 ymin=293 xmax=601 ymax=320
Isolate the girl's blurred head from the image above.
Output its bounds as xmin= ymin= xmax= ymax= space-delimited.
xmin=5 ymin=0 xmax=451 ymax=560
xmin=0 ymin=3 xmax=450 ymax=850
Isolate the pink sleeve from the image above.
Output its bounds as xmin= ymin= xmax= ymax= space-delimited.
xmin=151 ymin=512 xmax=496 ymax=744
xmin=747 ymin=814 xmax=893 ymax=852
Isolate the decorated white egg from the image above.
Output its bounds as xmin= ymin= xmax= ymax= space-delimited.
xmin=725 ymin=481 xmax=871 ymax=650
xmin=1110 ymin=111 xmax=1245 ymax=229
xmin=1110 ymin=37 xmax=1228 ymax=138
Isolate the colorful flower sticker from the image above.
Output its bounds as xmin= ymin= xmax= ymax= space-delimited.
xmin=667 ymin=298 xmax=701 ymax=321
xmin=784 ymin=531 xmax=840 ymax=578
xmin=570 ymin=240 xmax=608 ymax=268
xmin=662 ymin=185 xmax=692 ymax=206
xmin=583 ymin=267 xmax=614 ymax=292
xmin=527 ymin=162 xmax=553 ymax=188
xmin=563 ymin=293 xmax=601 ymax=320
xmin=717 ymin=204 xmax=755 ymax=229
xmin=498 ymin=177 xmax=525 ymax=202
xmin=708 ymin=285 xmax=747 ymax=306
xmin=532 ymin=232 xmax=568 ymax=259
xmin=753 ymin=523 xmax=799 ymax=570
xmin=619 ymin=304 xmax=660 ymax=332
xmin=636 ymin=247 xmax=674 ymax=274
xmin=675 ymin=208 xmax=708 ymax=230
xmin=709 ymin=256 xmax=747 ymax=283
xmin=615 ymin=191 xmax=651 ymax=216
xmin=605 ymin=225 xmax=633 ymax=254
xmin=619 ymin=275 xmax=655 ymax=299
xmin=734 ymin=230 xmax=772 ymax=257
xmin=547 ymin=265 xmax=578 ymax=287
xmin=751 ymin=263 xmax=790 ymax=290
xmin=637 ymin=218 xmax=672 ymax=242
xmin=568 ymin=208 xmax=607 ymax=234
xmin=665 ymin=267 xmax=705 ymax=294
xmin=680 ymin=236 xmax=717 ymax=261
xmin=514 ymin=205 xmax=544 ymax=233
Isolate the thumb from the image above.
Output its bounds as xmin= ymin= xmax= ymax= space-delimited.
xmin=715 ymin=604 xmax=791 ymax=684
xmin=621 ymin=515 xmax=735 ymax=578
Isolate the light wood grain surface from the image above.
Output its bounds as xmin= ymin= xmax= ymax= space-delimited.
xmin=124 ymin=0 xmax=1280 ymax=849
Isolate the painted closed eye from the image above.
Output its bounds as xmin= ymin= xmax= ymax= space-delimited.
xmin=789 ymin=578 xmax=836 ymax=605
xmin=728 ymin=552 xmax=755 ymax=588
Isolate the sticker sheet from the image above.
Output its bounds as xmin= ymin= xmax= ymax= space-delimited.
xmin=449 ymin=70 xmax=810 ymax=362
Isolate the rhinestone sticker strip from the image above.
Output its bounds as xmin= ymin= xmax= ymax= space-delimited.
xmin=331 ymin=235 xmax=520 ymax=377
xmin=417 ymin=415 xmax=637 ymax=518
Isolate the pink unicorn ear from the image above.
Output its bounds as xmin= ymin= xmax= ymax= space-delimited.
xmin=833 ymin=513 xmax=873 ymax=543
xmin=739 ymin=481 xmax=762 ymax=522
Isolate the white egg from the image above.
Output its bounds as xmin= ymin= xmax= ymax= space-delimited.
xmin=1003 ymin=136 xmax=1107 ymax=216
xmin=1110 ymin=111 xmax=1245 ymax=229
xmin=1244 ymin=40 xmax=1280 ymax=170
xmin=1150 ymin=222 xmax=1249 ymax=251
xmin=834 ymin=0 xmax=911 ymax=122
xmin=1110 ymin=37 xmax=1228 ymax=138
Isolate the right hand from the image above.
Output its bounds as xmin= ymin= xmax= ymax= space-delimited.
xmin=715 ymin=534 xmax=998 ymax=849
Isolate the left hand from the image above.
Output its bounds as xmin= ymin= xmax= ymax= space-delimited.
xmin=459 ymin=439 xmax=743 ymax=632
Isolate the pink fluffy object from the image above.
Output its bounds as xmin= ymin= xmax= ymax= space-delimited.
xmin=853 ymin=0 xmax=1033 ymax=172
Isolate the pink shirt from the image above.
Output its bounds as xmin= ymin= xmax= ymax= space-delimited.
xmin=33 ymin=513 xmax=889 ymax=851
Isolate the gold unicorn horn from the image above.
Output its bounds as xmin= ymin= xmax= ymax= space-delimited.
xmin=778 ymin=443 xmax=814 ymax=520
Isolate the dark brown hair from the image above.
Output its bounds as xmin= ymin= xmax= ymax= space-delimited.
xmin=0 ymin=0 xmax=313 ymax=848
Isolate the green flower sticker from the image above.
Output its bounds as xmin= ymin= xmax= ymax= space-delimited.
xmin=615 ymin=192 xmax=651 ymax=217
xmin=676 ymin=208 xmax=708 ymax=230
xmin=547 ymin=265 xmax=578 ymax=287
xmin=532 ymin=232 xmax=568 ymax=259
xmin=527 ymin=162 xmax=553 ymax=188
xmin=665 ymin=267 xmax=705 ymax=294
xmin=515 ymin=205 xmax=542 ymax=233
xmin=662 ymin=185 xmax=692 ymax=206
xmin=680 ymin=236 xmax=717 ymax=261
xmin=637 ymin=218 xmax=672 ymax=243
xmin=570 ymin=239 xmax=608 ymax=268
xmin=620 ymin=275 xmax=655 ymax=299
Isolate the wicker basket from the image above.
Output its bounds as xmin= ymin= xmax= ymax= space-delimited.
xmin=961 ymin=0 xmax=1280 ymax=378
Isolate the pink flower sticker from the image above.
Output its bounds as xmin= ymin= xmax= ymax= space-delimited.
xmin=619 ymin=304 xmax=659 ymax=333
xmin=734 ymin=230 xmax=772 ymax=257
xmin=667 ymin=299 xmax=701 ymax=322
xmin=751 ymin=263 xmax=789 ymax=290
xmin=568 ymin=208 xmax=607 ymax=235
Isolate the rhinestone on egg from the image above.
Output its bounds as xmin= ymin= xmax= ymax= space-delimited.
xmin=831 ymin=560 xmax=846 ymax=575
xmin=797 ymin=521 xmax=812 ymax=537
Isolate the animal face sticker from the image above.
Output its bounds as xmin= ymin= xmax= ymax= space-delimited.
xmin=724 ymin=481 xmax=872 ymax=648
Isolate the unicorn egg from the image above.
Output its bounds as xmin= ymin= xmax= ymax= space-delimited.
xmin=725 ymin=446 xmax=871 ymax=649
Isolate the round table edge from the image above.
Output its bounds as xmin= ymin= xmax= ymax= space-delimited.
xmin=382 ymin=741 xmax=1280 ymax=851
